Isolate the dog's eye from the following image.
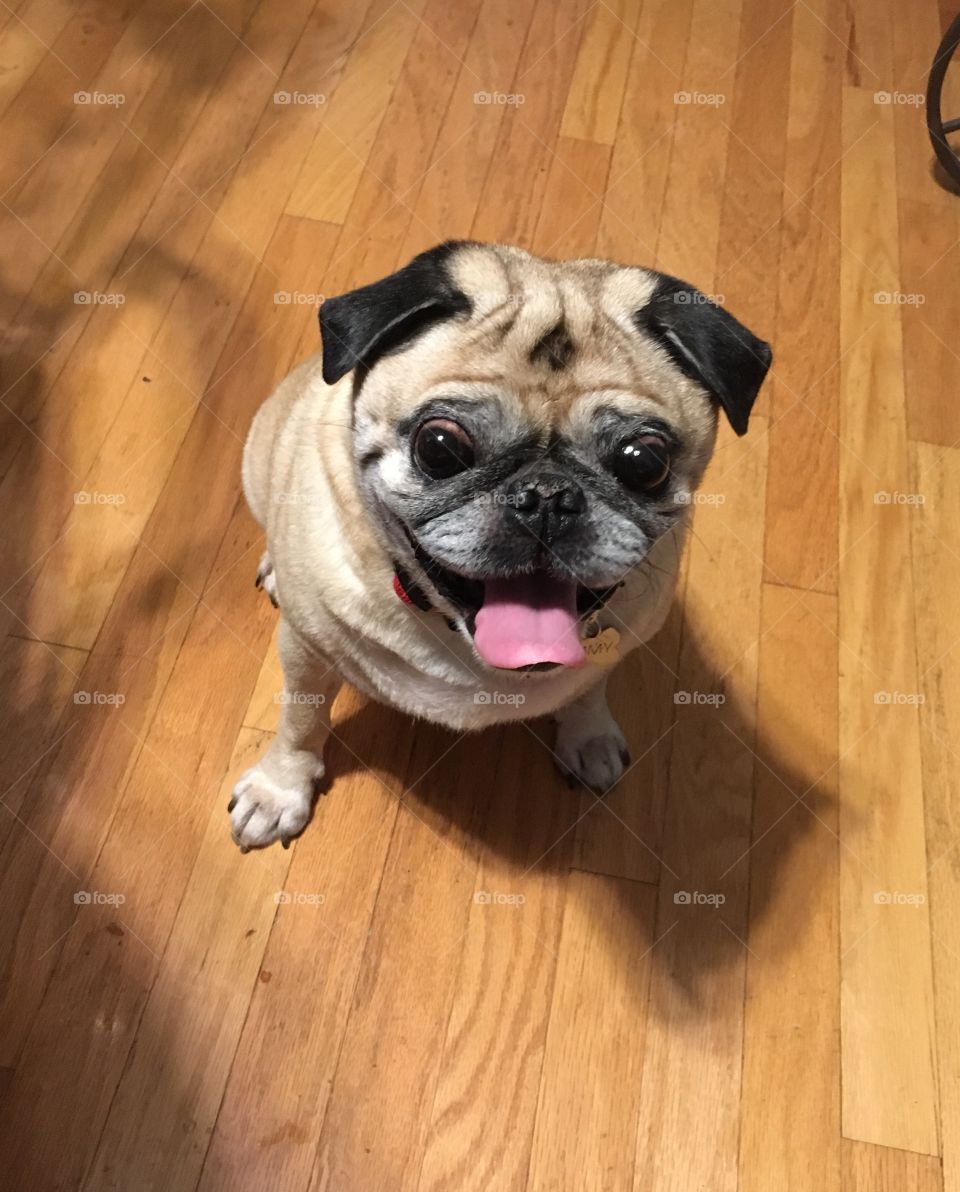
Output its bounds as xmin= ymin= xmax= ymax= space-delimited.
xmin=614 ymin=435 xmax=671 ymax=492
xmin=413 ymin=418 xmax=476 ymax=479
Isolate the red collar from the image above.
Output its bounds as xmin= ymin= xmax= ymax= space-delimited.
xmin=392 ymin=566 xmax=433 ymax=611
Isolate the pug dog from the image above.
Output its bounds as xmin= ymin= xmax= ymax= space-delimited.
xmin=229 ymin=241 xmax=771 ymax=850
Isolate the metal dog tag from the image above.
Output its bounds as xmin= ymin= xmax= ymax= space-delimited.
xmin=582 ymin=617 xmax=621 ymax=668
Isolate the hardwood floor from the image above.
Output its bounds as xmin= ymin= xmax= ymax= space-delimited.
xmin=0 ymin=1 xmax=957 ymax=1188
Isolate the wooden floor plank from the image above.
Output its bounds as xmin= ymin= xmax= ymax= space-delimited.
xmin=83 ymin=725 xmax=286 ymax=1192
xmin=0 ymin=1 xmax=82 ymax=120
xmin=654 ymin=0 xmax=744 ymax=282
xmin=526 ymin=871 xmax=656 ymax=1192
xmin=842 ymin=1139 xmax=943 ymax=1192
xmin=762 ymin=0 xmax=842 ymax=591
xmin=415 ymin=723 xmax=575 ymax=1192
xmin=837 ymin=86 xmax=938 ymax=1156
xmin=595 ymin=0 xmax=692 ymax=266
xmin=283 ymin=0 xmax=423 ymax=223
xmin=198 ymin=688 xmax=408 ymax=1192
xmin=714 ymin=0 xmax=790 ymax=432
xmin=316 ymin=0 xmax=487 ymax=303
xmin=308 ymin=726 xmax=499 ymax=1190
xmin=398 ymin=0 xmax=540 ymax=258
xmin=739 ymin=585 xmax=841 ymax=1192
xmin=471 ymin=0 xmax=593 ymax=247
xmin=892 ymin=0 xmax=956 ymax=448
xmin=0 ymin=0 xmax=351 ymax=468
xmin=0 ymin=636 xmax=86 ymax=849
xmin=528 ymin=134 xmax=611 ymax=259
xmin=0 ymin=499 xmax=277 ymax=1189
xmin=0 ymin=0 xmax=299 ymax=633
xmin=899 ymin=196 xmax=960 ymax=447
xmin=911 ymin=441 xmax=960 ymax=1189
xmin=0 ymin=0 xmax=258 ymax=331
xmin=558 ymin=0 xmax=642 ymax=147
xmin=0 ymin=0 xmax=261 ymax=479
xmin=0 ymin=646 xmax=180 ymax=1068
xmin=0 ymin=0 xmax=141 ymax=195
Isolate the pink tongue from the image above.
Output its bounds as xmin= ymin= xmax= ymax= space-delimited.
xmin=474 ymin=574 xmax=586 ymax=669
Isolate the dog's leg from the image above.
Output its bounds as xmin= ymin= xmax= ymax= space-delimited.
xmin=553 ymin=678 xmax=629 ymax=793
xmin=229 ymin=619 xmax=341 ymax=850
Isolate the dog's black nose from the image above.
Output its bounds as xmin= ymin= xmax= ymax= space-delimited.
xmin=507 ymin=473 xmax=586 ymax=532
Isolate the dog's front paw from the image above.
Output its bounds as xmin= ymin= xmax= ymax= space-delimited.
xmin=554 ymin=703 xmax=629 ymax=793
xmin=228 ymin=763 xmax=317 ymax=851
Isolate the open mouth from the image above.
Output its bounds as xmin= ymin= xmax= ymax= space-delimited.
xmin=405 ymin=535 xmax=619 ymax=671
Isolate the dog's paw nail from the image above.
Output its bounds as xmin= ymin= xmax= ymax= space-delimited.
xmin=227 ymin=796 xmax=237 ymax=812
xmin=619 ymin=748 xmax=631 ymax=768
xmin=239 ymin=844 xmax=250 ymax=855
xmin=229 ymin=763 xmax=314 ymax=850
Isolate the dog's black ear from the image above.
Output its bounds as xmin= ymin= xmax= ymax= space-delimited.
xmin=319 ymin=241 xmax=473 ymax=385
xmin=634 ymin=274 xmax=772 ymax=435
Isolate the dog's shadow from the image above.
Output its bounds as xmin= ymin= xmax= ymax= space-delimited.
xmin=316 ymin=602 xmax=840 ymax=1014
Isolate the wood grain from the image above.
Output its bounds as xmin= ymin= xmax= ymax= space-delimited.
xmin=911 ymin=441 xmax=960 ymax=1190
xmin=837 ymin=86 xmax=938 ymax=1156
xmin=842 ymin=1139 xmax=943 ymax=1191
xmin=527 ymin=870 xmax=656 ymax=1192
xmin=415 ymin=723 xmax=573 ymax=1192
xmin=762 ymin=0 xmax=842 ymax=590
xmin=739 ymin=584 xmax=840 ymax=1192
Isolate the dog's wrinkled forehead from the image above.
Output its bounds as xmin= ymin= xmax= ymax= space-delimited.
xmin=318 ymin=240 xmax=772 ymax=437
xmin=439 ymin=245 xmax=660 ymax=404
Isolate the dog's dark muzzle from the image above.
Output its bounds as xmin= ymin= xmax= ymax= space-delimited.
xmin=505 ymin=471 xmax=586 ymax=544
